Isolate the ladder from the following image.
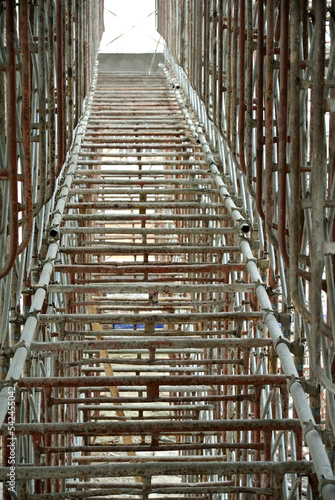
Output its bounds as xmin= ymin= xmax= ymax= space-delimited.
xmin=1 ymin=68 xmax=311 ymax=500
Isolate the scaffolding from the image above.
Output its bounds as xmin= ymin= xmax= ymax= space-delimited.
xmin=0 ymin=1 xmax=335 ymax=499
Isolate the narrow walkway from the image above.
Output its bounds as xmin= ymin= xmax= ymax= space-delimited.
xmin=5 ymin=69 xmax=309 ymax=499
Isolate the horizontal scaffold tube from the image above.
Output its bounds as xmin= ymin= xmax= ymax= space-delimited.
xmin=1 ymin=418 xmax=300 ymax=436
xmin=30 ymin=337 xmax=273 ymax=352
xmin=15 ymin=374 xmax=286 ymax=388
xmin=38 ymin=311 xmax=263 ymax=323
xmin=0 ymin=461 xmax=312 ymax=481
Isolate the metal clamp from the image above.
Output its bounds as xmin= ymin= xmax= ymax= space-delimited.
xmin=286 ymin=374 xmax=320 ymax=397
xmin=209 ymin=160 xmax=218 ymax=170
xmin=9 ymin=313 xmax=25 ymax=325
xmin=263 ymin=308 xmax=276 ymax=322
xmin=0 ymin=347 xmax=11 ymax=360
xmin=286 ymin=374 xmax=302 ymax=393
xmin=0 ymin=378 xmax=16 ymax=391
xmin=274 ymin=335 xmax=292 ymax=351
xmin=26 ymin=308 xmax=41 ymax=319
xmin=52 ymin=209 xmax=62 ymax=217
xmin=299 ymin=377 xmax=320 ymax=396
xmin=257 ymin=258 xmax=270 ymax=270
xmin=253 ymin=279 xmax=265 ymax=291
xmin=290 ymin=341 xmax=305 ymax=357
xmin=302 ymin=419 xmax=322 ymax=442
xmin=44 ymin=253 xmax=58 ymax=265
xmin=319 ymin=475 xmax=335 ymax=495
xmin=219 ymin=189 xmax=229 ymax=199
xmin=11 ymin=340 xmax=29 ymax=354
xmin=274 ymin=336 xmax=305 ymax=358
xmin=245 ymin=256 xmax=258 ymax=265
xmin=0 ymin=341 xmax=28 ymax=358
xmin=32 ymin=284 xmax=48 ymax=292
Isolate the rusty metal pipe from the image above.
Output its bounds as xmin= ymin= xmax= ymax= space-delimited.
xmin=56 ymin=0 xmax=64 ymax=177
xmin=310 ymin=1 xmax=329 ymax=391
xmin=256 ymin=0 xmax=265 ymax=221
xmin=0 ymin=460 xmax=313 ymax=481
xmin=17 ymin=0 xmax=33 ymax=254
xmin=39 ymin=311 xmax=263 ymax=323
xmin=30 ymin=337 xmax=273 ymax=352
xmin=0 ymin=0 xmax=18 ymax=280
xmin=246 ymin=0 xmax=254 ymax=195
xmin=45 ymin=0 xmax=56 ymax=203
xmin=2 ymin=418 xmax=300 ymax=436
xmin=277 ymin=0 xmax=289 ymax=266
xmin=238 ymin=0 xmax=247 ymax=175
xmin=265 ymin=0 xmax=275 ymax=240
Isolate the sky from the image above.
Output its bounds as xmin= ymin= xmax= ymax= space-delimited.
xmin=100 ymin=0 xmax=164 ymax=53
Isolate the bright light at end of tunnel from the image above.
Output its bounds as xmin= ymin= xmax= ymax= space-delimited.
xmin=100 ymin=0 xmax=163 ymax=53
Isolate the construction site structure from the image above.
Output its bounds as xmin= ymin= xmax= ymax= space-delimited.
xmin=0 ymin=1 xmax=335 ymax=499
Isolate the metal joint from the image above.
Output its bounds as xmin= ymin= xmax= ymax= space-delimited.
xmin=263 ymin=308 xmax=276 ymax=322
xmin=0 ymin=378 xmax=16 ymax=391
xmin=0 ymin=347 xmax=11 ymax=359
xmin=274 ymin=335 xmax=292 ymax=351
xmin=277 ymin=312 xmax=291 ymax=325
xmin=253 ymin=280 xmax=264 ymax=291
xmin=257 ymin=258 xmax=270 ymax=270
xmin=245 ymin=256 xmax=258 ymax=265
xmin=275 ymin=337 xmax=305 ymax=360
xmin=302 ymin=419 xmax=322 ymax=442
xmin=319 ymin=475 xmax=335 ymax=495
xmin=266 ymin=286 xmax=281 ymax=297
xmin=26 ymin=309 xmax=41 ymax=319
xmin=9 ymin=313 xmax=25 ymax=324
xmin=43 ymin=255 xmax=57 ymax=265
xmin=290 ymin=342 xmax=305 ymax=357
xmin=32 ymin=284 xmax=48 ymax=292
xmin=11 ymin=340 xmax=30 ymax=356
xmin=286 ymin=374 xmax=302 ymax=393
xmin=219 ymin=189 xmax=229 ymax=199
xmin=299 ymin=377 xmax=321 ymax=396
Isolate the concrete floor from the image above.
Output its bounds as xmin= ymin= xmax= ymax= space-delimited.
xmin=98 ymin=53 xmax=164 ymax=73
